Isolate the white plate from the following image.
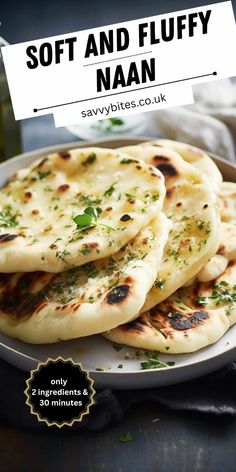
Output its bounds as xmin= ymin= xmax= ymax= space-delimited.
xmin=0 ymin=138 xmax=236 ymax=390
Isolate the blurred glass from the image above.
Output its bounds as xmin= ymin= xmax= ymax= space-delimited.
xmin=0 ymin=37 xmax=22 ymax=161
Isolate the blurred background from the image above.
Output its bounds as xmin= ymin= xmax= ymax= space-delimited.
xmin=0 ymin=0 xmax=236 ymax=157
xmin=1 ymin=0 xmax=232 ymax=43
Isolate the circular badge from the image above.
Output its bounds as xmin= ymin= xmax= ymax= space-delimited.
xmin=25 ymin=357 xmax=95 ymax=428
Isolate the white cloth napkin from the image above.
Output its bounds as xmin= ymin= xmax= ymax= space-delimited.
xmin=149 ymin=79 xmax=236 ymax=162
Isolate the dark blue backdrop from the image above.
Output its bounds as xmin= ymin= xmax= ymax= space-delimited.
xmin=1 ymin=0 xmax=234 ymax=43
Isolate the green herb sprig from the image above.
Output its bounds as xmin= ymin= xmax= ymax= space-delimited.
xmin=104 ymin=182 xmax=117 ymax=197
xmin=92 ymin=118 xmax=124 ymax=132
xmin=120 ymin=158 xmax=134 ymax=164
xmin=196 ymin=281 xmax=236 ymax=314
xmin=37 ymin=170 xmax=52 ymax=180
xmin=112 ymin=344 xmax=123 ymax=352
xmin=73 ymin=206 xmax=117 ymax=233
xmin=119 ymin=432 xmax=132 ymax=443
xmin=0 ymin=208 xmax=19 ymax=227
xmin=81 ymin=153 xmax=97 ymax=167
xmin=140 ymin=351 xmax=175 ymax=370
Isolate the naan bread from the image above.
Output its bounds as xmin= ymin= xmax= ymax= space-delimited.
xmin=218 ymin=182 xmax=236 ymax=223
xmin=104 ymin=260 xmax=236 ymax=354
xmin=0 ymin=214 xmax=170 ymax=343
xmin=119 ymin=145 xmax=220 ymax=311
xmin=143 ymin=139 xmax=223 ymax=192
xmin=0 ymin=147 xmax=165 ymax=273
xmin=184 ymin=186 xmax=236 ymax=284
xmin=184 ymin=222 xmax=236 ymax=285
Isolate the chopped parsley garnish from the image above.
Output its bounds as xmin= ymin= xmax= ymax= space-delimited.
xmin=119 ymin=432 xmax=132 ymax=443
xmin=120 ymin=158 xmax=134 ymax=164
xmin=88 ymin=296 xmax=95 ymax=303
xmin=140 ymin=351 xmax=175 ymax=370
xmin=112 ymin=344 xmax=123 ymax=352
xmin=55 ymin=249 xmax=71 ymax=264
xmin=54 ymin=237 xmax=63 ymax=243
xmin=79 ymin=245 xmax=93 ymax=256
xmin=0 ymin=208 xmax=19 ymax=227
xmin=107 ymin=117 xmax=124 ymax=128
xmin=145 ymin=193 xmax=159 ymax=202
xmin=196 ymin=281 xmax=236 ymax=314
xmin=154 ymin=278 xmax=165 ymax=289
xmin=196 ymin=220 xmax=211 ymax=234
xmin=125 ymin=193 xmax=135 ymax=201
xmin=92 ymin=117 xmax=124 ymax=131
xmin=81 ymin=153 xmax=96 ymax=166
xmin=166 ymin=248 xmax=180 ymax=263
xmin=197 ymin=220 xmax=205 ymax=230
xmin=195 ymin=296 xmax=208 ymax=306
xmin=104 ymin=182 xmax=116 ymax=197
xmin=78 ymin=194 xmax=102 ymax=206
xmin=37 ymin=170 xmax=51 ymax=180
xmin=73 ymin=206 xmax=117 ymax=233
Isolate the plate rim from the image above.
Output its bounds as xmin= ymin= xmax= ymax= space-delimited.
xmin=1 ymin=336 xmax=236 ymax=375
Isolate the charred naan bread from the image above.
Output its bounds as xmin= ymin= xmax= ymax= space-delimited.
xmin=119 ymin=145 xmax=220 ymax=311
xmin=0 ymin=147 xmax=165 ymax=273
xmin=143 ymin=139 xmax=223 ymax=192
xmin=0 ymin=214 xmax=170 ymax=343
xmin=104 ymin=261 xmax=236 ymax=354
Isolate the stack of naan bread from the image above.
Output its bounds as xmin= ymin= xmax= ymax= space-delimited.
xmin=0 ymin=140 xmax=235 ymax=354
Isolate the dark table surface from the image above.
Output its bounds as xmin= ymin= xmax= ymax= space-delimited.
xmin=1 ymin=1 xmax=236 ymax=471
xmin=1 ymin=406 xmax=236 ymax=472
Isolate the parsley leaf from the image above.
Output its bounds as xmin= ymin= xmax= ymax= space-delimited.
xmin=109 ymin=118 xmax=124 ymax=127
xmin=81 ymin=153 xmax=97 ymax=167
xmin=73 ymin=206 xmax=117 ymax=233
xmin=196 ymin=281 xmax=236 ymax=308
xmin=140 ymin=351 xmax=175 ymax=370
xmin=104 ymin=182 xmax=116 ymax=197
xmin=112 ymin=344 xmax=123 ymax=352
xmin=120 ymin=158 xmax=134 ymax=164
xmin=119 ymin=432 xmax=132 ymax=443
xmin=125 ymin=193 xmax=135 ymax=201
xmin=0 ymin=208 xmax=19 ymax=227
xmin=195 ymin=296 xmax=208 ymax=306
xmin=37 ymin=170 xmax=51 ymax=180
xmin=154 ymin=278 xmax=165 ymax=289
xmin=92 ymin=118 xmax=124 ymax=132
